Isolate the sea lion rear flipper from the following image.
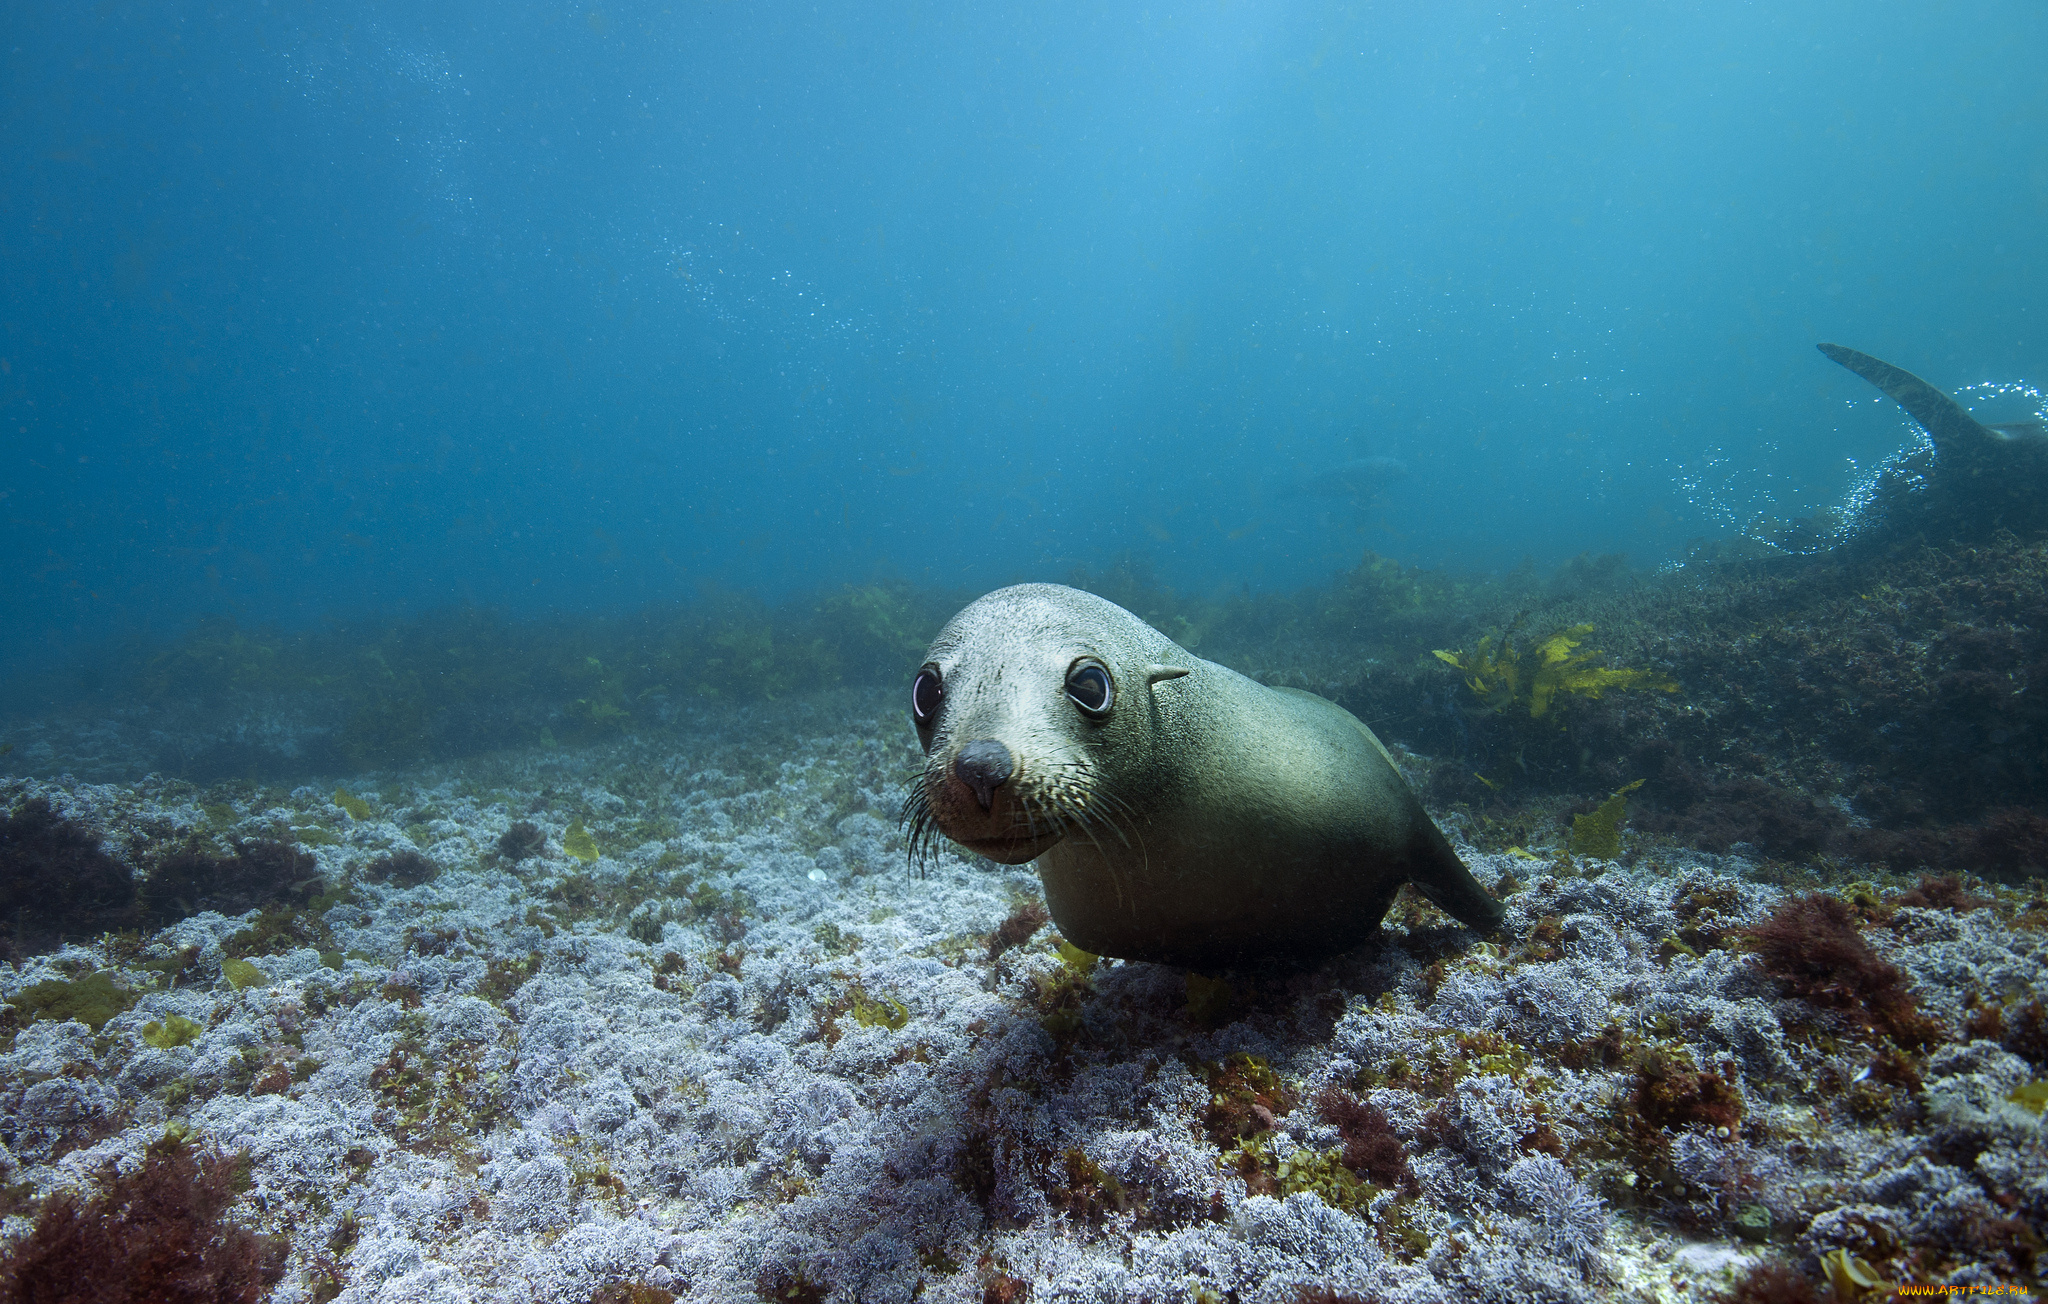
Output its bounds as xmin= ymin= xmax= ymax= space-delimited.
xmin=1817 ymin=343 xmax=1997 ymax=466
xmin=1314 ymin=693 xmax=1506 ymax=934
xmin=1406 ymin=818 xmax=1505 ymax=934
xmin=1987 ymin=420 xmax=2047 ymax=442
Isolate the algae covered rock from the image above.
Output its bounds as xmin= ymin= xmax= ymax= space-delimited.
xmin=141 ymin=837 xmax=323 ymax=927
xmin=6 ymin=970 xmax=137 ymax=1032
xmin=0 ymin=799 xmax=139 ymax=957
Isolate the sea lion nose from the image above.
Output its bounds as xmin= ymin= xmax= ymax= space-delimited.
xmin=954 ymin=739 xmax=1015 ymax=811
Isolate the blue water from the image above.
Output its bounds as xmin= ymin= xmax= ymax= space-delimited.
xmin=4 ymin=1 xmax=2044 ymax=681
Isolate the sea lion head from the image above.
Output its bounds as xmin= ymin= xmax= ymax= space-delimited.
xmin=906 ymin=583 xmax=1189 ymax=866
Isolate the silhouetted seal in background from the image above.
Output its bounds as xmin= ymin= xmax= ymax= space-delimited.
xmin=1818 ymin=343 xmax=2048 ymax=540
xmin=905 ymin=583 xmax=1503 ymax=967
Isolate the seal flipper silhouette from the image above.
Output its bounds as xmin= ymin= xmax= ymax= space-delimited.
xmin=1818 ymin=343 xmax=2048 ymax=537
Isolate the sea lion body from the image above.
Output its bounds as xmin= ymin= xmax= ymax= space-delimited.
xmin=909 ymin=583 xmax=1503 ymax=966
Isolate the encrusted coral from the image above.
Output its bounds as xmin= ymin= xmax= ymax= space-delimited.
xmin=2 ymin=571 xmax=2045 ymax=1303
xmin=1505 ymin=1153 xmax=1608 ymax=1274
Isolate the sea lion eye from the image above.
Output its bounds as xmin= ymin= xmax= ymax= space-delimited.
xmin=911 ymin=667 xmax=944 ymax=726
xmin=1065 ymin=661 xmax=1114 ymax=717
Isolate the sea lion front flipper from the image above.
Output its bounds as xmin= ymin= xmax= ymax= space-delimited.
xmin=1817 ymin=343 xmax=1998 ymax=470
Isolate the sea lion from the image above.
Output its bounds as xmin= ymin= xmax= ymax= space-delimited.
xmin=905 ymin=583 xmax=1504 ymax=967
xmin=1816 ymin=343 xmax=2048 ymax=540
xmin=1280 ymin=455 xmax=1410 ymax=508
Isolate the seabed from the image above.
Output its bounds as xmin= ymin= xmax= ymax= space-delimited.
xmin=1 ymin=684 xmax=2043 ymax=1303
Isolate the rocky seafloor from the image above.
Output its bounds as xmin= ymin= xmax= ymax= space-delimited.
xmin=0 ymin=688 xmax=2044 ymax=1303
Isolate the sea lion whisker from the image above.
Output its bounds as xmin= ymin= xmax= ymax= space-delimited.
xmin=1098 ymin=835 xmax=1130 ymax=910
xmin=1079 ymin=819 xmax=1129 ymax=910
xmin=900 ymin=779 xmax=940 ymax=879
xmin=1056 ymin=771 xmax=1127 ymax=849
xmin=1072 ymin=799 xmax=1128 ymax=852
xmin=1040 ymin=758 xmax=1131 ymax=849
xmin=1062 ymin=795 xmax=1113 ymax=864
xmin=1048 ymin=769 xmax=1133 ymax=900
xmin=1082 ymin=782 xmax=1138 ymax=849
xmin=1019 ymin=793 xmax=1057 ymax=842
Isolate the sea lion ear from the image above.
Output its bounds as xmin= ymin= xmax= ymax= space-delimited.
xmin=1145 ymin=663 xmax=1191 ymax=686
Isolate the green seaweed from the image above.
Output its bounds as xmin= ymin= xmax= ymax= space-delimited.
xmin=813 ymin=922 xmax=862 ymax=957
xmin=1434 ymin=624 xmax=1676 ymax=719
xmin=1030 ymin=937 xmax=1100 ymax=1040
xmin=1184 ymin=972 xmax=1235 ymax=1027
xmin=7 ymin=970 xmax=137 ymax=1031
xmin=562 ymin=819 xmax=599 ymax=864
xmin=1054 ymin=938 xmax=1098 ymax=972
xmin=1054 ymin=1145 xmax=1129 ymax=1221
xmin=840 ymin=583 xmax=931 ymax=654
xmin=698 ymin=622 xmax=776 ymax=699
xmin=1731 ymin=1202 xmax=1774 ymax=1242
xmin=1820 ymin=1249 xmax=1885 ymax=1299
xmin=1337 ymin=551 xmax=1465 ymax=621
xmin=1569 ymin=780 xmax=1645 ymax=860
xmin=226 ymin=903 xmax=335 ymax=959
xmin=1203 ymin=1053 xmax=1297 ymax=1146
xmin=141 ymin=1014 xmax=205 ymax=1048
xmin=143 ymin=946 xmax=204 ymax=987
xmin=1221 ymin=1132 xmax=1376 ymax=1214
xmin=221 ymin=958 xmax=270 ymax=990
xmin=849 ymin=988 xmax=911 ymax=1031
xmin=1273 ymin=1144 xmax=1378 ymax=1214
xmin=565 ymin=656 xmax=632 ymax=737
xmin=338 ymin=691 xmax=438 ymax=769
xmin=814 ymin=582 xmax=947 ymax=681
